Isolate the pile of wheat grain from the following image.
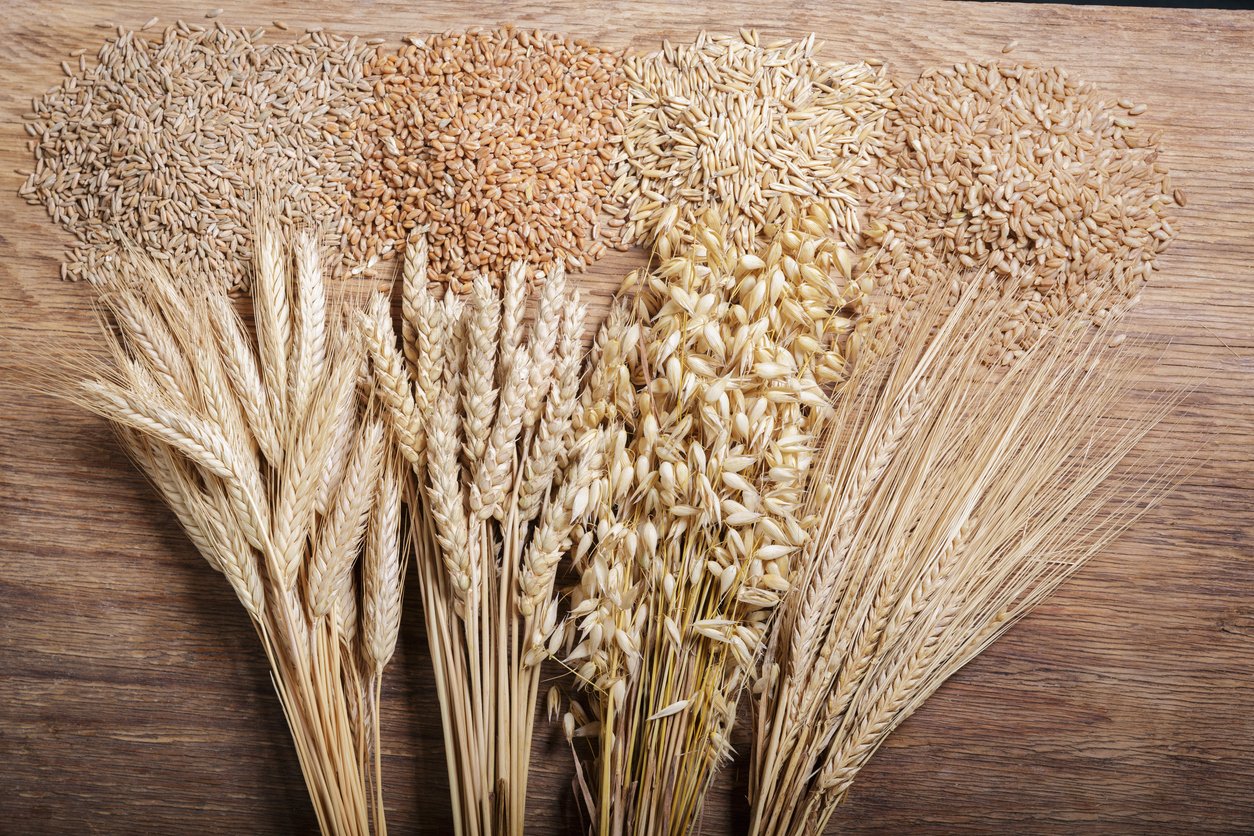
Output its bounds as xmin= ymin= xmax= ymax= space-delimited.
xmin=346 ymin=27 xmax=625 ymax=291
xmin=18 ymin=21 xmax=374 ymax=288
xmin=864 ymin=61 xmax=1180 ymax=359
xmin=610 ymin=30 xmax=892 ymax=255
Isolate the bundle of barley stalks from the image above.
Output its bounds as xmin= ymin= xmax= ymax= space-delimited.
xmin=358 ymin=238 xmax=597 ymax=836
xmin=63 ymin=217 xmax=405 ymax=835
xmin=748 ymin=284 xmax=1183 ymax=836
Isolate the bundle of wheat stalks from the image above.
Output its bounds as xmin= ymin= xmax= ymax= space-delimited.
xmin=358 ymin=239 xmax=597 ymax=836
xmin=68 ymin=218 xmax=404 ymax=835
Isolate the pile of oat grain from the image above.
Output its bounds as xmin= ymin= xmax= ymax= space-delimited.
xmin=19 ymin=21 xmax=374 ymax=288
xmin=610 ymin=30 xmax=892 ymax=256
xmin=864 ymin=61 xmax=1180 ymax=358
xmin=346 ymin=27 xmax=625 ymax=291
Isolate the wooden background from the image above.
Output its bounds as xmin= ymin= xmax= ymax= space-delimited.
xmin=1 ymin=1 xmax=1252 ymax=833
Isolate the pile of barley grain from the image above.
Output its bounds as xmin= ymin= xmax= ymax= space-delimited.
xmin=346 ymin=27 xmax=625 ymax=292
xmin=610 ymin=30 xmax=892 ymax=255
xmin=864 ymin=61 xmax=1181 ymax=359
xmin=18 ymin=21 xmax=373 ymax=288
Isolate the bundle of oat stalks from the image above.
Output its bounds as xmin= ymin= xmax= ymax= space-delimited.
xmin=66 ymin=219 xmax=403 ymax=836
xmin=359 ymin=239 xmax=596 ymax=836
xmin=749 ymin=285 xmax=1182 ymax=836
xmin=562 ymin=210 xmax=866 ymax=836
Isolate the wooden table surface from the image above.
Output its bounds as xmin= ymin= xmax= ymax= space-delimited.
xmin=1 ymin=1 xmax=1252 ymax=833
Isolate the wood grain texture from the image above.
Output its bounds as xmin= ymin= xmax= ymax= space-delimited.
xmin=1 ymin=1 xmax=1251 ymax=834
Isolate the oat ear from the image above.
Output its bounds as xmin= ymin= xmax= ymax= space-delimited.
xmin=561 ymin=215 xmax=867 ymax=833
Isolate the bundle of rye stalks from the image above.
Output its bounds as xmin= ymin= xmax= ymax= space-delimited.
xmin=64 ymin=218 xmax=405 ymax=836
xmin=358 ymin=237 xmax=599 ymax=836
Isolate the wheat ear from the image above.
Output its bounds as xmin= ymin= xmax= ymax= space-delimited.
xmin=523 ymin=265 xmax=567 ymax=430
xmin=400 ymin=234 xmax=429 ymax=370
xmin=290 ymin=229 xmax=328 ymax=424
xmin=309 ymin=417 xmax=385 ymax=619
xmin=363 ymin=450 xmax=405 ymax=671
xmin=461 ymin=274 xmax=500 ymax=465
xmin=359 ymin=294 xmax=426 ymax=471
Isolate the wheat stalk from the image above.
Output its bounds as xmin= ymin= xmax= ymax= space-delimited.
xmin=63 ymin=218 xmax=407 ymax=836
